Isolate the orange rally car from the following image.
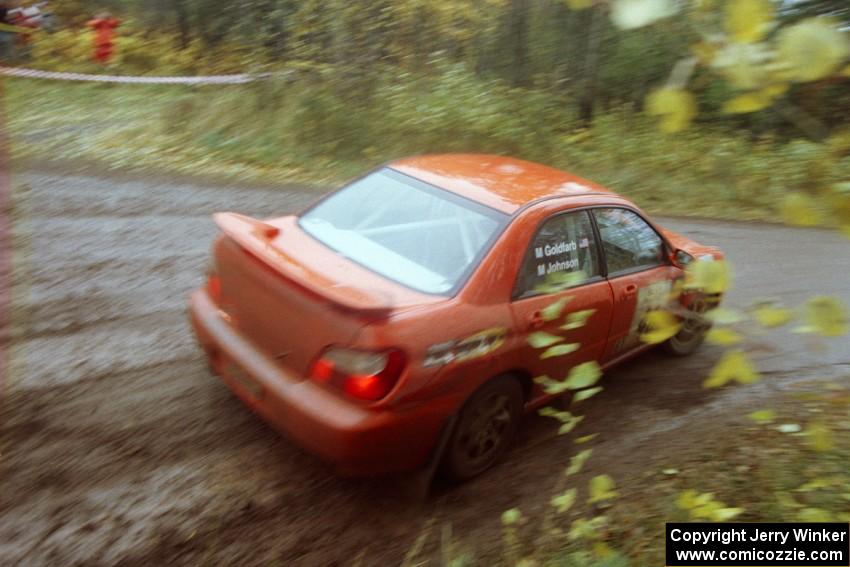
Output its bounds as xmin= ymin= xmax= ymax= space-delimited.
xmin=188 ymin=154 xmax=723 ymax=480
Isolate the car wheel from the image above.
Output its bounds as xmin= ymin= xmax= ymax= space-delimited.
xmin=441 ymin=376 xmax=524 ymax=482
xmin=663 ymin=295 xmax=712 ymax=356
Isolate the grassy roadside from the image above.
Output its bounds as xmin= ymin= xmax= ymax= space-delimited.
xmin=8 ymin=78 xmax=850 ymax=223
xmin=426 ymin=377 xmax=850 ymax=566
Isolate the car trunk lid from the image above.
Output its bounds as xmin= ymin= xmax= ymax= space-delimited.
xmin=212 ymin=212 xmax=441 ymax=377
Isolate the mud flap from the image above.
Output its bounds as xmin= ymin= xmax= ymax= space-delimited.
xmin=402 ymin=414 xmax=458 ymax=502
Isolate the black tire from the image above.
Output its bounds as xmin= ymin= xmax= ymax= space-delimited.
xmin=663 ymin=295 xmax=712 ymax=356
xmin=440 ymin=376 xmax=524 ymax=482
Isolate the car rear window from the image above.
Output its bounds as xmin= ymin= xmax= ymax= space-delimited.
xmin=299 ymin=168 xmax=509 ymax=295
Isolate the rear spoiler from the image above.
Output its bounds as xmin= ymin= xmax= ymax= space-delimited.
xmin=213 ymin=212 xmax=395 ymax=318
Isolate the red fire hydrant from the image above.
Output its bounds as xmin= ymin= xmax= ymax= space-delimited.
xmin=87 ymin=14 xmax=119 ymax=64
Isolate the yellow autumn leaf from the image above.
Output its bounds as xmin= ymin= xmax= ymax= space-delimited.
xmin=725 ymin=0 xmax=774 ymax=43
xmin=797 ymin=296 xmax=849 ymax=337
xmin=780 ymin=192 xmax=822 ymax=226
xmin=563 ymin=361 xmax=602 ymax=390
xmin=751 ymin=301 xmax=793 ymax=328
xmin=646 ymin=87 xmax=697 ymax=133
xmin=566 ymin=448 xmax=593 ymax=476
xmin=551 ymin=488 xmax=578 ymax=513
xmin=706 ymin=327 xmax=742 ymax=345
xmin=777 ymin=18 xmax=850 ymax=83
xmin=588 ymin=474 xmax=619 ymax=503
xmin=761 ymin=83 xmax=789 ymax=98
xmin=703 ymin=349 xmax=759 ymax=388
xmin=541 ymin=296 xmax=573 ymax=322
xmin=722 ymin=91 xmax=772 ymax=114
xmin=565 ymin=0 xmax=593 ymax=9
xmin=691 ymin=41 xmax=718 ymax=66
xmin=640 ymin=310 xmax=682 ymax=344
xmin=806 ymin=421 xmax=834 ymax=453
xmin=748 ymin=409 xmax=776 ymax=424
xmin=610 ymin=0 xmax=677 ymax=30
xmin=501 ymin=508 xmax=522 ymax=525
xmin=684 ymin=258 xmax=731 ymax=294
xmin=712 ymin=42 xmax=773 ymax=90
xmin=705 ymin=307 xmax=744 ymax=325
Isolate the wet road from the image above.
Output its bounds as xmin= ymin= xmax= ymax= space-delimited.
xmin=2 ymin=170 xmax=849 ymax=565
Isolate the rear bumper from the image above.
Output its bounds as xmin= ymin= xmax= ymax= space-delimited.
xmin=187 ymin=289 xmax=445 ymax=475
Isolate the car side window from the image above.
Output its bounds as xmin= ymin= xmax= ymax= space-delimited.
xmin=592 ymin=208 xmax=665 ymax=275
xmin=514 ymin=210 xmax=600 ymax=298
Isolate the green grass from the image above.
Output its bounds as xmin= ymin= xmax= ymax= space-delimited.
xmin=7 ymin=74 xmax=850 ymax=223
xmin=445 ymin=379 xmax=850 ymax=566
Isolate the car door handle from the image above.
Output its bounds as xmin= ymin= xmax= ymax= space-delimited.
xmin=528 ymin=310 xmax=545 ymax=330
xmin=620 ymin=283 xmax=638 ymax=300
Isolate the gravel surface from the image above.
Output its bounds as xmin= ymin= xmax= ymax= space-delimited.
xmin=2 ymin=170 xmax=849 ymax=566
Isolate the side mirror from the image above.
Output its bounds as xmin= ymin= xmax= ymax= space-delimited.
xmin=672 ymin=249 xmax=694 ymax=268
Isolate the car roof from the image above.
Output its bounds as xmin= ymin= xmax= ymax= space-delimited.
xmin=390 ymin=154 xmax=615 ymax=214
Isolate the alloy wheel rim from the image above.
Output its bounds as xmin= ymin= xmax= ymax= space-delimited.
xmin=458 ymin=393 xmax=512 ymax=466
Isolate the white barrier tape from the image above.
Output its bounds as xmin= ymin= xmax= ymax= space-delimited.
xmin=0 ymin=66 xmax=267 ymax=84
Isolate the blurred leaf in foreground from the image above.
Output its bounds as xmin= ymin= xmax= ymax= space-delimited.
xmin=781 ymin=192 xmax=822 ymax=226
xmin=806 ymin=421 xmax=834 ymax=452
xmin=685 ymin=258 xmax=731 ymax=294
xmin=588 ymin=474 xmax=619 ymax=504
xmin=573 ymin=386 xmax=603 ymax=402
xmin=704 ymin=349 xmax=759 ymax=388
xmin=563 ymin=361 xmax=602 ymax=390
xmin=777 ymin=19 xmax=850 ymax=83
xmin=536 ymin=375 xmax=570 ymax=395
xmin=722 ymin=91 xmax=772 ymax=114
xmin=796 ymin=296 xmax=849 ymax=337
xmin=551 ymin=488 xmax=577 ymax=513
xmin=569 ymin=516 xmax=607 ymax=541
xmin=646 ymin=87 xmax=697 ymax=133
xmin=541 ymin=343 xmax=580 ymax=359
xmin=541 ymin=297 xmax=572 ymax=321
xmin=566 ymin=449 xmax=593 ymax=476
xmin=725 ymin=0 xmax=774 ymax=43
xmin=529 ymin=331 xmax=563 ymax=349
xmin=561 ymin=309 xmax=596 ymax=330
xmin=501 ymin=508 xmax=522 ymax=525
xmin=706 ymin=307 xmax=745 ymax=325
xmin=748 ymin=409 xmax=776 ymax=424
xmin=706 ymin=327 xmax=742 ymax=345
xmin=640 ymin=310 xmax=682 ymax=344
xmin=610 ymin=0 xmax=677 ymax=30
xmin=677 ymin=489 xmax=744 ymax=521
xmin=751 ymin=300 xmax=793 ymax=328
xmin=711 ymin=42 xmax=773 ymax=90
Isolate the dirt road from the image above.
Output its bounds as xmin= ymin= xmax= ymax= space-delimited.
xmin=3 ymin=170 xmax=849 ymax=566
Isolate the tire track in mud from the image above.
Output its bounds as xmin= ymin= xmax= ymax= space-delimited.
xmin=2 ymin=169 xmax=849 ymax=566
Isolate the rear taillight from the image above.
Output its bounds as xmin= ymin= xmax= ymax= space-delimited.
xmin=206 ymin=260 xmax=222 ymax=304
xmin=309 ymin=347 xmax=406 ymax=401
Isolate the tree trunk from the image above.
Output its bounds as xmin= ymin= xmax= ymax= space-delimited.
xmin=578 ymin=6 xmax=603 ymax=125
xmin=174 ymin=0 xmax=191 ymax=50
xmin=507 ymin=0 xmax=529 ymax=87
